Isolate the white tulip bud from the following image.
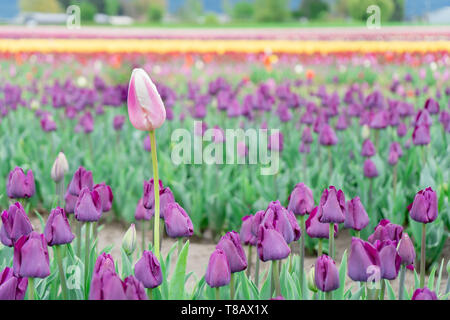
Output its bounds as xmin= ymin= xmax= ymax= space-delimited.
xmin=122 ymin=224 xmax=137 ymax=256
xmin=51 ymin=152 xmax=69 ymax=182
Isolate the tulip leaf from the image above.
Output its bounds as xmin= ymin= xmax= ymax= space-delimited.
xmin=169 ymin=240 xmax=189 ymax=300
xmin=335 ymin=249 xmax=347 ymax=300
xmin=190 ymin=276 xmax=206 ymax=300
xmin=436 ymin=259 xmax=444 ymax=296
xmin=238 ymin=271 xmax=251 ymax=300
xmin=120 ymin=248 xmax=133 ymax=278
xmin=427 ymin=263 xmax=437 ymax=291
xmin=385 ymin=280 xmax=396 ymax=300
xmin=350 ymin=286 xmax=365 ymax=300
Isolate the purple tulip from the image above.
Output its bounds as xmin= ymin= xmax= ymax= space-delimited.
xmin=0 ymin=267 xmax=28 ymax=300
xmin=411 ymin=287 xmax=438 ymax=300
xmin=113 ymin=115 xmax=126 ymax=131
xmin=0 ymin=203 xmax=33 ymax=247
xmin=68 ymin=166 xmax=93 ymax=196
xmin=240 ymin=215 xmax=256 ymax=246
xmin=205 ymin=248 xmax=231 ymax=288
xmin=216 ymin=231 xmax=247 ymax=273
xmin=262 ymin=201 xmax=300 ymax=244
xmin=6 ymin=167 xmax=35 ymax=199
xmin=164 ymin=202 xmax=193 ymax=238
xmin=397 ymin=122 xmax=407 ymax=137
xmin=388 ymin=149 xmax=399 ymax=166
xmin=74 ymin=187 xmax=102 ymax=222
xmin=315 ymin=255 xmax=340 ymax=292
xmin=89 ymin=269 xmax=127 ymax=300
xmin=79 ymin=111 xmax=94 ymax=134
xmin=306 ymin=207 xmax=338 ymax=239
xmin=389 ymin=141 xmax=403 ymax=158
xmin=319 ymin=124 xmax=338 ymax=146
xmin=397 ymin=233 xmax=415 ymax=266
xmin=317 ymin=186 xmax=346 ymax=224
xmin=142 ymin=178 xmax=163 ymax=210
xmin=407 ymin=187 xmax=438 ymax=224
xmin=40 ymin=116 xmax=57 ymax=132
xmin=348 ymin=237 xmax=381 ymax=282
xmin=93 ymin=183 xmax=114 ymax=212
xmin=134 ymin=198 xmax=152 ymax=221
xmin=156 ymin=186 xmax=176 ymax=219
xmin=64 ymin=188 xmax=78 ymax=214
xmin=335 ymin=113 xmax=349 ymax=131
xmin=361 ymin=139 xmax=376 ymax=157
xmin=44 ymin=207 xmax=75 ymax=246
xmin=375 ymin=240 xmax=401 ymax=280
xmin=369 ymin=110 xmax=389 ymax=129
xmin=268 ymin=132 xmax=284 ymax=152
xmin=412 ymin=124 xmax=430 ymax=145
xmin=424 ymin=98 xmax=439 ymax=115
xmin=301 ymin=126 xmax=313 ymax=144
xmin=123 ymin=276 xmax=148 ymax=300
xmin=363 ymin=158 xmax=379 ymax=178
xmin=13 ymin=232 xmax=50 ymax=278
xmin=299 ymin=142 xmax=310 ymax=154
xmin=414 ymin=109 xmax=432 ymax=127
xmin=287 ymin=183 xmax=315 ymax=216
xmin=368 ymin=219 xmax=403 ymax=245
xmin=344 ymin=197 xmax=369 ymax=231
xmin=257 ymin=224 xmax=291 ymax=262
xmin=93 ymin=252 xmax=116 ymax=275
xmin=134 ymin=250 xmax=163 ymax=289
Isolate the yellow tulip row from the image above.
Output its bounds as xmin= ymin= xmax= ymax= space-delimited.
xmin=0 ymin=39 xmax=449 ymax=54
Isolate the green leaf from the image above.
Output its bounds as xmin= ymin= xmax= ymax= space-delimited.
xmin=436 ymin=259 xmax=445 ymax=296
xmin=427 ymin=263 xmax=437 ymax=291
xmin=385 ymin=280 xmax=396 ymax=300
xmin=169 ymin=240 xmax=189 ymax=300
xmin=121 ymin=248 xmax=133 ymax=278
xmin=350 ymin=286 xmax=365 ymax=300
xmin=335 ymin=249 xmax=347 ymax=300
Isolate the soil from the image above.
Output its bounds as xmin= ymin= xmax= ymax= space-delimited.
xmin=28 ymin=215 xmax=449 ymax=298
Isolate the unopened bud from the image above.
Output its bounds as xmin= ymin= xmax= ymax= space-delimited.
xmin=361 ymin=125 xmax=370 ymax=140
xmin=307 ymin=266 xmax=318 ymax=293
xmin=51 ymin=152 xmax=69 ymax=182
xmin=122 ymin=224 xmax=136 ymax=256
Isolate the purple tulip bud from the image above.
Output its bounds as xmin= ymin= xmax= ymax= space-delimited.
xmin=335 ymin=114 xmax=349 ymax=131
xmin=363 ymin=158 xmax=379 ymax=178
xmin=388 ymin=149 xmax=399 ymax=166
xmin=164 ymin=202 xmax=193 ymax=238
xmin=319 ymin=124 xmax=338 ymax=146
xmin=68 ymin=166 xmax=93 ymax=197
xmin=142 ymin=178 xmax=163 ymax=210
xmin=348 ymin=237 xmax=381 ymax=282
xmin=411 ymin=287 xmax=438 ymax=300
xmin=306 ymin=206 xmax=338 ymax=239
xmin=123 ymin=275 xmax=148 ymax=300
xmin=407 ymin=187 xmax=438 ymax=224
xmin=0 ymin=267 xmax=28 ymax=300
xmin=44 ymin=207 xmax=75 ymax=246
xmin=368 ymin=219 xmax=403 ymax=245
xmin=414 ymin=109 xmax=432 ymax=127
xmin=156 ymin=186 xmax=176 ymax=219
xmin=375 ymin=240 xmax=401 ymax=280
xmin=412 ymin=124 xmax=430 ymax=146
xmin=397 ymin=122 xmax=407 ymax=137
xmin=318 ymin=186 xmax=346 ymax=224
xmin=262 ymin=201 xmax=300 ymax=244
xmin=389 ymin=141 xmax=403 ymax=158
xmin=369 ymin=110 xmax=389 ymax=129
xmin=314 ymin=255 xmax=340 ymax=292
xmin=361 ymin=139 xmax=376 ymax=157
xmin=135 ymin=198 xmax=152 ymax=221
xmin=79 ymin=111 xmax=94 ymax=134
xmin=240 ymin=215 xmax=257 ymax=246
xmin=268 ymin=132 xmax=284 ymax=152
xmin=93 ymin=183 xmax=114 ymax=212
xmin=7 ymin=167 xmax=35 ymax=199
xmin=74 ymin=187 xmax=102 ymax=222
xmin=299 ymin=142 xmax=310 ymax=154
xmin=424 ymin=98 xmax=440 ymax=115
xmin=89 ymin=269 xmax=127 ymax=300
xmin=113 ymin=115 xmax=126 ymax=131
xmin=13 ymin=232 xmax=50 ymax=278
xmin=287 ymin=182 xmax=315 ymax=216
xmin=397 ymin=233 xmax=415 ymax=266
xmin=64 ymin=188 xmax=78 ymax=214
xmin=134 ymin=250 xmax=162 ymax=289
xmin=344 ymin=197 xmax=369 ymax=231
xmin=40 ymin=116 xmax=57 ymax=132
xmin=205 ymin=248 xmax=231 ymax=288
xmin=0 ymin=203 xmax=33 ymax=247
xmin=257 ymin=224 xmax=291 ymax=262
xmin=216 ymin=231 xmax=247 ymax=273
xmin=301 ymin=126 xmax=313 ymax=144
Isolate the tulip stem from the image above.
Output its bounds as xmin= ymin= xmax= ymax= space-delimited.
xmin=76 ymin=221 xmax=81 ymax=257
xmin=246 ymin=246 xmax=252 ymax=278
xmin=392 ymin=164 xmax=397 ymax=200
xmin=149 ymin=130 xmax=161 ymax=260
xmin=420 ymin=223 xmax=426 ymax=288
xmin=325 ymin=291 xmax=332 ymax=300
xmin=28 ymin=277 xmax=35 ymax=300
xmin=398 ymin=265 xmax=406 ymax=300
xmin=318 ymin=239 xmax=323 ymax=257
xmin=329 ymin=223 xmax=335 ymax=260
xmin=272 ymin=260 xmax=281 ymax=298
xmin=141 ymin=220 xmax=146 ymax=252
xmin=230 ymin=273 xmax=235 ymax=300
xmin=327 ymin=146 xmax=333 ymax=177
xmin=215 ymin=287 xmax=220 ymax=300
xmin=84 ymin=222 xmax=91 ymax=298
xmin=299 ymin=215 xmax=306 ymax=297
xmin=355 ymin=230 xmax=360 ymax=239
xmin=56 ymin=180 xmax=64 ymax=207
xmin=55 ymin=245 xmax=68 ymax=300
xmin=255 ymin=255 xmax=260 ymax=288
xmin=379 ymin=280 xmax=386 ymax=300
xmin=147 ymin=288 xmax=153 ymax=300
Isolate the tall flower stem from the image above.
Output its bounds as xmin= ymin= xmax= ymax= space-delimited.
xmin=246 ymin=246 xmax=252 ymax=278
xmin=398 ymin=265 xmax=406 ymax=300
xmin=392 ymin=164 xmax=397 ymax=200
xmin=272 ymin=260 xmax=281 ymax=297
xmin=230 ymin=273 xmax=235 ymax=300
xmin=147 ymin=288 xmax=153 ymax=300
xmin=318 ymin=239 xmax=323 ymax=257
xmin=329 ymin=223 xmax=335 ymax=260
xmin=327 ymin=146 xmax=333 ymax=176
xmin=76 ymin=221 xmax=81 ymax=257
xmin=55 ymin=245 xmax=68 ymax=300
xmin=299 ymin=215 xmax=306 ymax=296
xmin=141 ymin=220 xmax=146 ymax=252
xmin=379 ymin=280 xmax=386 ymax=300
xmin=355 ymin=230 xmax=361 ymax=239
xmin=55 ymin=180 xmax=64 ymax=207
xmin=84 ymin=222 xmax=91 ymax=297
xmin=149 ymin=130 xmax=161 ymax=259
xmin=28 ymin=277 xmax=35 ymax=300
xmin=420 ymin=223 xmax=426 ymax=288
xmin=255 ymin=256 xmax=260 ymax=287
xmin=215 ymin=287 xmax=220 ymax=300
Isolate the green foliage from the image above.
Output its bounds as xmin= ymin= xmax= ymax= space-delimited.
xmin=347 ymin=0 xmax=395 ymax=22
xmin=204 ymin=13 xmax=219 ymax=25
xmin=79 ymin=1 xmax=97 ymax=22
xmin=254 ymin=0 xmax=290 ymax=22
xmin=105 ymin=0 xmax=120 ymax=16
xmin=20 ymin=0 xmax=63 ymax=13
xmin=232 ymin=1 xmax=255 ymax=20
xmin=390 ymin=0 xmax=405 ymax=21
xmin=176 ymin=0 xmax=204 ymax=22
xmin=298 ymin=0 xmax=330 ymax=20
xmin=148 ymin=5 xmax=164 ymax=22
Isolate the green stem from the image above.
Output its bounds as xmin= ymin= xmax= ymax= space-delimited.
xmin=398 ymin=265 xmax=406 ymax=300
xmin=84 ymin=222 xmax=91 ymax=298
xmin=392 ymin=164 xmax=397 ymax=200
xmin=318 ymin=239 xmax=323 ymax=257
xmin=177 ymin=238 xmax=184 ymax=257
xmin=246 ymin=246 xmax=252 ymax=278
xmin=255 ymin=255 xmax=260 ymax=288
xmin=325 ymin=291 xmax=332 ymax=300
xmin=141 ymin=219 xmax=146 ymax=252
xmin=355 ymin=230 xmax=361 ymax=239
xmin=272 ymin=260 xmax=281 ymax=297
xmin=299 ymin=215 xmax=306 ymax=297
xmin=328 ymin=146 xmax=333 ymax=177
xmin=420 ymin=223 xmax=426 ymax=288
xmin=329 ymin=223 xmax=335 ymax=260
xmin=28 ymin=277 xmax=35 ymax=300
xmin=147 ymin=288 xmax=153 ymax=300
xmin=230 ymin=273 xmax=235 ymax=300
xmin=55 ymin=245 xmax=68 ymax=300
xmin=76 ymin=221 xmax=81 ymax=258
xmin=149 ymin=130 xmax=161 ymax=260
xmin=379 ymin=279 xmax=386 ymax=300
xmin=215 ymin=287 xmax=220 ymax=300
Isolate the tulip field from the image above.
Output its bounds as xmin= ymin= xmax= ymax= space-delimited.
xmin=0 ymin=26 xmax=449 ymax=302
